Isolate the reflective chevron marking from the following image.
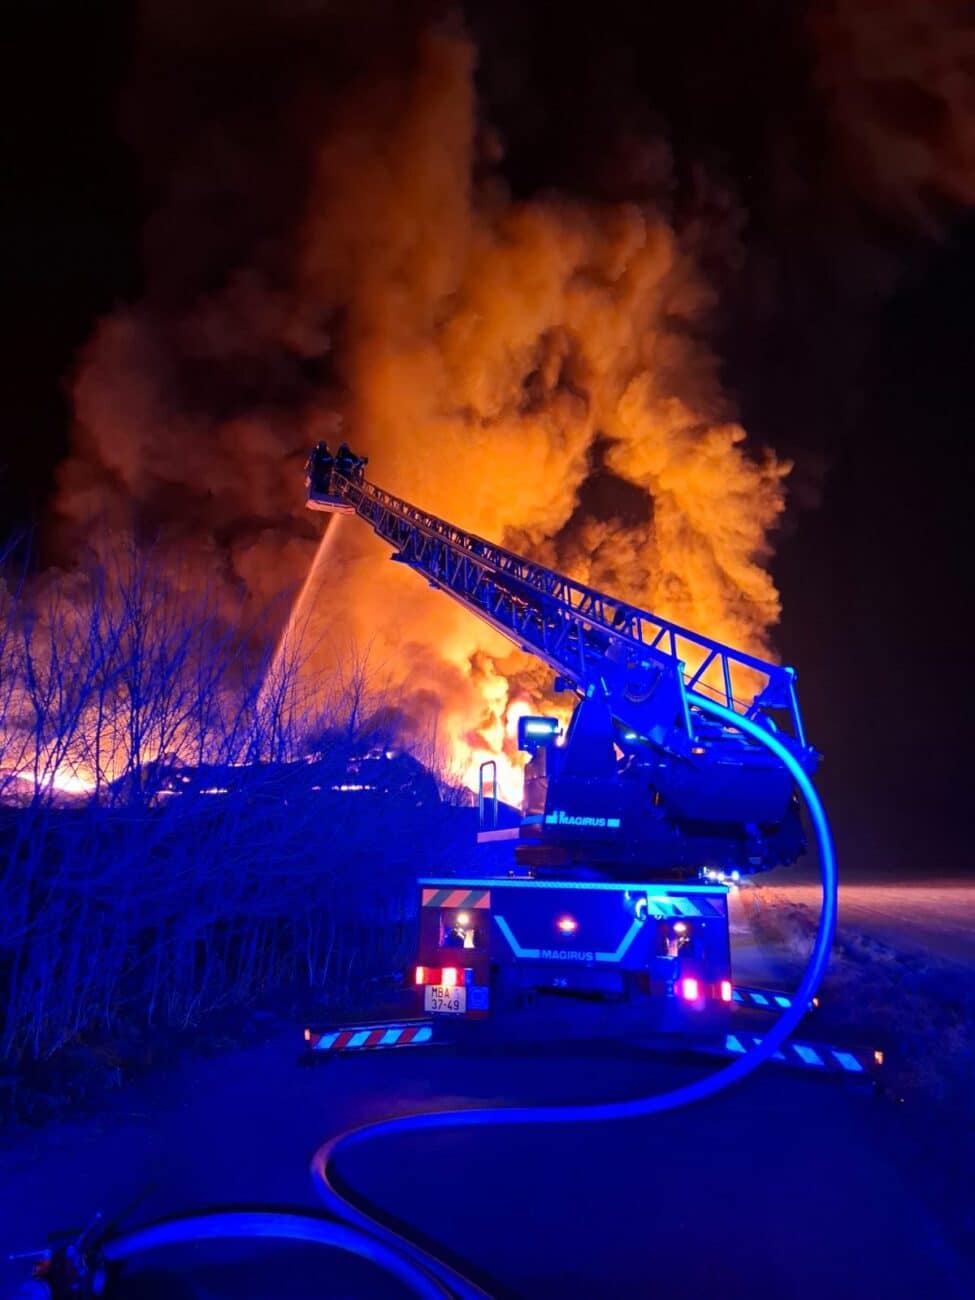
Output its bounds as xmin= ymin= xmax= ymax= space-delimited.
xmin=422 ymin=888 xmax=491 ymax=909
xmin=695 ymin=1032 xmax=879 ymax=1075
xmin=644 ymin=894 xmax=727 ymax=918
xmin=831 ymin=1050 xmax=864 ymax=1073
xmin=306 ymin=1021 xmax=435 ymax=1052
xmin=732 ymin=985 xmax=818 ymax=1012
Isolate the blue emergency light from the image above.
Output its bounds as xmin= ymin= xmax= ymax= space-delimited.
xmin=517 ymin=715 xmax=560 ymax=753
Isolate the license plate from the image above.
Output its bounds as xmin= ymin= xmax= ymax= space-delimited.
xmin=424 ymin=985 xmax=467 ymax=1014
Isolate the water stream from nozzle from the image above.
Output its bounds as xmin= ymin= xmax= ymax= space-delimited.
xmin=259 ymin=514 xmax=344 ymax=716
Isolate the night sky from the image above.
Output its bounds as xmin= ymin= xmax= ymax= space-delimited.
xmin=3 ymin=0 xmax=972 ymax=879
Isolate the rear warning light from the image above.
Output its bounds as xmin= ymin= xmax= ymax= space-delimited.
xmin=556 ymin=916 xmax=578 ymax=934
xmin=415 ymin=966 xmax=473 ymax=987
xmin=720 ymin=980 xmax=733 ymax=1003
xmin=681 ymin=977 xmax=700 ymax=1001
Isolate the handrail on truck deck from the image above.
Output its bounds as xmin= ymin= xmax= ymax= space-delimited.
xmin=478 ymin=760 xmax=498 ymax=831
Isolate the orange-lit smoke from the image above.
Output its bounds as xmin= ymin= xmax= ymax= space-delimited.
xmin=54 ymin=21 xmax=790 ymax=797
xmin=290 ymin=29 xmax=787 ymax=790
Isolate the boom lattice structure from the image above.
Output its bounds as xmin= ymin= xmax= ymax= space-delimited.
xmin=312 ymin=466 xmax=814 ymax=771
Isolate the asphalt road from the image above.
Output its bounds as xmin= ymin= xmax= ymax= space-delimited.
xmin=1 ymin=882 xmax=972 ymax=1298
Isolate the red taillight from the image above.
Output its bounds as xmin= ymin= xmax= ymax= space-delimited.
xmin=441 ymin=967 xmax=458 ymax=988
xmin=681 ymin=977 xmax=700 ymax=1001
xmin=415 ymin=966 xmax=425 ymax=985
xmin=720 ymin=980 xmax=733 ymax=1003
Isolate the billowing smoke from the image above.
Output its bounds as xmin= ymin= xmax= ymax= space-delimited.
xmin=284 ymin=27 xmax=788 ymax=786
xmin=52 ymin=3 xmax=974 ymax=792
xmin=810 ymin=0 xmax=975 ymax=233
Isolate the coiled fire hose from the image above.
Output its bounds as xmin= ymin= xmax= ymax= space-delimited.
xmin=22 ymin=697 xmax=833 ymax=1300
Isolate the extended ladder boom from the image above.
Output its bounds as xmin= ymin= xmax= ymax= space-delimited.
xmin=308 ymin=462 xmax=814 ymax=770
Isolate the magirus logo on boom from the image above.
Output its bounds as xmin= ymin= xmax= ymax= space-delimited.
xmin=544 ymin=809 xmax=621 ymax=829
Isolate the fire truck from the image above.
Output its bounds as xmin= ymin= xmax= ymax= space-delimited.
xmin=303 ymin=444 xmax=836 ymax=1045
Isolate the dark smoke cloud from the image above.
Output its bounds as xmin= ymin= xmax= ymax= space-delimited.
xmin=469 ymin=0 xmax=975 ymax=471
xmin=810 ymin=0 xmax=975 ymax=234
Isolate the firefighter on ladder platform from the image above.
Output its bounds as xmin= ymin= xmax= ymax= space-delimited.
xmin=305 ymin=441 xmax=334 ymax=496
xmin=336 ymin=442 xmax=368 ymax=483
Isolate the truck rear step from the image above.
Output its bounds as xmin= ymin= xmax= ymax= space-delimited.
xmin=304 ymin=1019 xmax=437 ymax=1054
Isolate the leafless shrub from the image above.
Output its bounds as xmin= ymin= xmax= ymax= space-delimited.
xmin=0 ymin=540 xmax=453 ymax=1069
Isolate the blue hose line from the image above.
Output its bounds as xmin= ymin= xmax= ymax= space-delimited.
xmin=101 ymin=1210 xmax=455 ymax=1300
xmin=309 ymin=694 xmax=837 ymax=1298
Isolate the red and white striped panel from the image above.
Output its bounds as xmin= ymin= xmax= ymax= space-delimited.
xmin=305 ymin=1021 xmax=435 ymax=1051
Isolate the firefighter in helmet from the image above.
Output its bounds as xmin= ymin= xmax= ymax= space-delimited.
xmin=336 ymin=442 xmax=368 ymax=483
xmin=335 ymin=443 xmax=355 ymax=476
xmin=306 ymin=441 xmax=334 ymax=496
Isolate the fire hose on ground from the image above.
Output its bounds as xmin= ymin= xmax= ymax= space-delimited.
xmin=17 ymin=697 xmax=836 ymax=1300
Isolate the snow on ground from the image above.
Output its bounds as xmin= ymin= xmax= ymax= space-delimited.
xmin=757 ymin=879 xmax=975 ymax=968
xmin=732 ymin=879 xmax=975 ymax=1109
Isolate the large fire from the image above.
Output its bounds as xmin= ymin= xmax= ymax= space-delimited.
xmin=281 ymin=30 xmax=786 ymax=789
xmin=40 ymin=24 xmax=789 ymax=801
